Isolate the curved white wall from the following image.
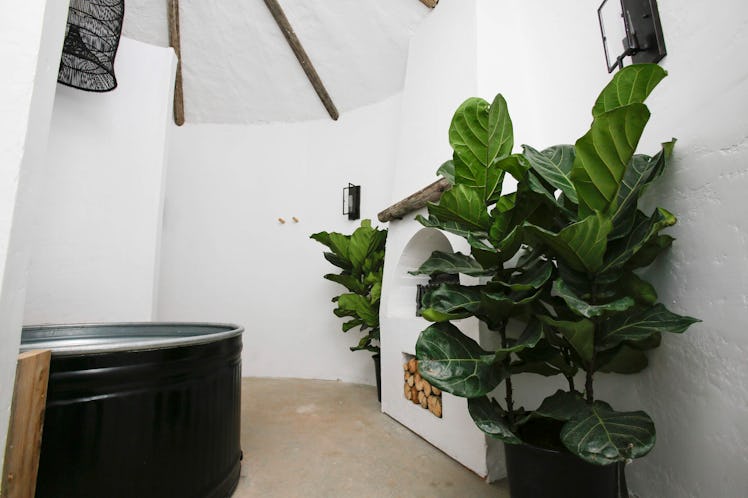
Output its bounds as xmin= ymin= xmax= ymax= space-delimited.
xmin=156 ymin=96 xmax=402 ymax=385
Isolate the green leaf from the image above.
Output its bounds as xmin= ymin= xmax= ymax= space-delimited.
xmin=501 ymin=319 xmax=544 ymax=354
xmin=535 ymin=390 xmax=587 ymax=421
xmin=337 ymin=294 xmax=378 ymax=327
xmin=571 ymin=104 xmax=651 ymax=217
xmin=498 ymin=261 xmax=553 ymax=292
xmin=323 ymin=251 xmax=353 ymax=271
xmin=411 ymin=251 xmax=494 ymax=277
xmin=596 ymin=345 xmax=649 ymax=374
xmin=552 ymin=279 xmax=634 ymax=318
xmin=420 ymin=283 xmax=482 ymax=322
xmin=592 ymin=64 xmax=667 ymax=117
xmin=323 ymin=274 xmax=365 ymax=294
xmin=617 ymin=272 xmax=657 ymax=305
xmin=523 ymin=144 xmax=578 ymax=203
xmin=428 ymin=184 xmax=492 ymax=232
xmin=415 ymin=214 xmax=488 ymax=241
xmin=599 ymin=303 xmax=700 ymax=350
xmin=610 ymin=141 xmax=674 ymax=240
xmin=561 ymin=403 xmax=656 ymax=465
xmin=415 ymin=322 xmax=504 ymax=398
xmin=602 ymin=208 xmax=676 ymax=273
xmin=524 ymin=213 xmax=613 ymax=273
xmin=437 ymin=159 xmax=455 ymax=184
xmin=342 ymin=318 xmax=364 ymax=332
xmin=624 ymin=234 xmax=674 ymax=270
xmin=487 ymin=94 xmax=514 ymax=162
xmin=468 ymin=396 xmax=522 ymax=444
xmin=539 ymin=316 xmax=594 ymax=364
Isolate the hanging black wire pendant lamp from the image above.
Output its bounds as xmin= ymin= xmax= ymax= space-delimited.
xmin=58 ymin=0 xmax=125 ymax=92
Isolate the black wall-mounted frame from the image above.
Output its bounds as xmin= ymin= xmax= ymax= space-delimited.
xmin=416 ymin=273 xmax=460 ymax=317
xmin=343 ymin=183 xmax=361 ymax=220
xmin=598 ymin=0 xmax=666 ymax=73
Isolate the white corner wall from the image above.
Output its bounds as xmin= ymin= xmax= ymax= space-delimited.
xmin=0 ymin=0 xmax=69 ymax=467
xmin=24 ymin=37 xmax=176 ymax=324
xmin=474 ymin=0 xmax=748 ymax=496
xmin=156 ymin=95 xmax=401 ymax=384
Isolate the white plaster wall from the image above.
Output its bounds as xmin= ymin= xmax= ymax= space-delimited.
xmin=157 ymin=95 xmax=401 ymax=385
xmin=473 ymin=1 xmax=748 ymax=496
xmin=24 ymin=37 xmax=177 ymax=324
xmin=0 ymin=0 xmax=69 ymax=466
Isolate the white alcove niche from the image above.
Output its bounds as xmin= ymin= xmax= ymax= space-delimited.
xmin=380 ymin=218 xmax=505 ymax=480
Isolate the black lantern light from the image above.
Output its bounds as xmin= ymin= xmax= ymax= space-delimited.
xmin=598 ymin=0 xmax=666 ymax=73
xmin=343 ymin=183 xmax=360 ymax=220
xmin=58 ymin=0 xmax=125 ymax=92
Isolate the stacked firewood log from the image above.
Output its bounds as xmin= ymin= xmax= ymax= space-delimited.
xmin=403 ymin=358 xmax=442 ymax=418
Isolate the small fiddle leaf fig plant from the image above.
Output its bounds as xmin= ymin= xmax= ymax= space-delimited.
xmin=413 ymin=64 xmax=700 ymax=466
xmin=311 ymin=220 xmax=387 ymax=353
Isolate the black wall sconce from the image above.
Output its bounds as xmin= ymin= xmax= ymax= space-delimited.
xmin=598 ymin=0 xmax=666 ymax=73
xmin=58 ymin=0 xmax=125 ymax=92
xmin=343 ymin=183 xmax=361 ymax=220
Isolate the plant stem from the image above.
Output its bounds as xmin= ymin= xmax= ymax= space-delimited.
xmin=499 ymin=320 xmax=515 ymax=425
xmin=586 ymin=282 xmax=599 ymax=404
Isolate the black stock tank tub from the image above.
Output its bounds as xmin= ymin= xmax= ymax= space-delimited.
xmin=20 ymin=323 xmax=243 ymax=498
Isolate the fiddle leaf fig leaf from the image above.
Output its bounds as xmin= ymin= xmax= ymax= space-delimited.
xmin=539 ymin=316 xmax=595 ymax=364
xmin=437 ymin=159 xmax=456 ymax=184
xmin=416 ymin=322 xmax=504 ymax=398
xmin=498 ymin=261 xmax=554 ymax=292
xmin=610 ymin=141 xmax=674 ymax=240
xmin=428 ymin=184 xmax=492 ymax=232
xmin=596 ymin=345 xmax=649 ymax=374
xmin=323 ymin=274 xmax=365 ymax=294
xmin=599 ymin=303 xmax=701 ymax=350
xmin=552 ymin=279 xmax=635 ymax=318
xmin=420 ymin=284 xmax=482 ymax=322
xmin=416 ymin=214 xmax=488 ymax=241
xmin=602 ymin=208 xmax=676 ymax=273
xmin=571 ymin=104 xmax=651 ymax=217
xmin=618 ymin=272 xmax=658 ymax=305
xmin=411 ymin=251 xmax=494 ymax=277
xmin=561 ymin=403 xmax=656 ymax=465
xmin=336 ymin=294 xmax=378 ymax=328
xmin=342 ymin=318 xmax=364 ymax=332
xmin=624 ymin=234 xmax=674 ymax=270
xmin=524 ymin=213 xmax=612 ymax=273
xmin=535 ymin=390 xmax=587 ymax=421
xmin=522 ymin=144 xmax=578 ymax=203
xmin=468 ymin=396 xmax=522 ymax=444
xmin=323 ymin=252 xmax=352 ymax=271
xmin=501 ymin=319 xmax=544 ymax=353
xmin=592 ymin=64 xmax=667 ymax=117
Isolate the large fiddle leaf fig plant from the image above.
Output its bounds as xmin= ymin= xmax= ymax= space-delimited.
xmin=311 ymin=220 xmax=387 ymax=354
xmin=413 ymin=64 xmax=700 ymax=466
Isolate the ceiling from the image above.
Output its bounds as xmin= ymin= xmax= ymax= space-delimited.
xmin=122 ymin=0 xmax=432 ymax=124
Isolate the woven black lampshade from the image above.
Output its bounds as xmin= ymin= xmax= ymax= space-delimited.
xmin=58 ymin=0 xmax=125 ymax=92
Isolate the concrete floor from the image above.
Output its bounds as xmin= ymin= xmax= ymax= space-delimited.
xmin=233 ymin=378 xmax=509 ymax=498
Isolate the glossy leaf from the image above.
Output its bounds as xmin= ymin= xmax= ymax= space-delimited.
xmin=535 ymin=390 xmax=587 ymax=421
xmin=552 ymin=279 xmax=634 ymax=318
xmin=539 ymin=316 xmax=595 ymax=364
xmin=524 ymin=213 xmax=613 ymax=274
xmin=411 ymin=251 xmax=493 ymax=277
xmin=468 ymin=396 xmax=522 ymax=444
xmin=415 ymin=322 xmax=504 ymax=398
xmin=416 ymin=214 xmax=488 ymax=241
xmin=437 ymin=159 xmax=456 ymax=184
xmin=596 ymin=345 xmax=649 ymax=374
xmin=428 ymin=184 xmax=492 ymax=232
xmin=323 ymin=274 xmax=366 ymax=294
xmin=523 ymin=144 xmax=578 ymax=203
xmin=617 ymin=272 xmax=657 ymax=305
xmin=592 ymin=64 xmax=667 ymax=117
xmin=571 ymin=104 xmax=651 ymax=217
xmin=336 ymin=294 xmax=378 ymax=327
xmin=624 ymin=234 xmax=674 ymax=270
xmin=420 ymin=283 xmax=482 ymax=322
xmin=498 ymin=261 xmax=554 ymax=292
xmin=561 ymin=403 xmax=656 ymax=465
xmin=600 ymin=303 xmax=701 ymax=350
xmin=602 ymin=208 xmax=676 ymax=273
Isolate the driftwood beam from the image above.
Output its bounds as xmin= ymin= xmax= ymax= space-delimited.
xmin=419 ymin=0 xmax=439 ymax=8
xmin=263 ymin=0 xmax=339 ymax=120
xmin=378 ymin=178 xmax=451 ymax=222
xmin=168 ymin=0 xmax=185 ymax=126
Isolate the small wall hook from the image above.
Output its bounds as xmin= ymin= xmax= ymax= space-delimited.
xmin=292 ymin=217 xmax=299 ymax=223
xmin=278 ymin=217 xmax=286 ymax=224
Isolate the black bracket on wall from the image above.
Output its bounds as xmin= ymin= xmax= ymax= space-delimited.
xmin=598 ymin=0 xmax=666 ymax=73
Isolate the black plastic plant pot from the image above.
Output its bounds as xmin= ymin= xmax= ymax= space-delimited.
xmin=372 ymin=353 xmax=382 ymax=402
xmin=504 ymin=442 xmax=626 ymax=498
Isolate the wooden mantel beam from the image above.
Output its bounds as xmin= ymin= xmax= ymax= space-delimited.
xmin=167 ymin=0 xmax=185 ymax=126
xmin=263 ymin=0 xmax=339 ymax=120
xmin=377 ymin=178 xmax=451 ymax=222
xmin=419 ymin=0 xmax=439 ymax=8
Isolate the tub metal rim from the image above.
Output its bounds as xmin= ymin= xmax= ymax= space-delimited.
xmin=20 ymin=322 xmax=244 ymax=356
